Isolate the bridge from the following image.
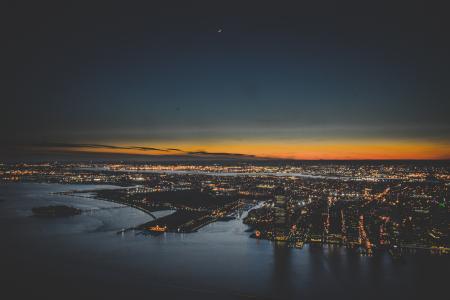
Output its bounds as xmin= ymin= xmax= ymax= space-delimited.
xmin=82 ymin=199 xmax=158 ymax=219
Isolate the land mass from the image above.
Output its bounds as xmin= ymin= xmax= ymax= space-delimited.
xmin=66 ymin=188 xmax=247 ymax=233
xmin=32 ymin=205 xmax=81 ymax=217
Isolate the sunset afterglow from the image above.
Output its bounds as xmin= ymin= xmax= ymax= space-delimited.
xmin=42 ymin=140 xmax=450 ymax=160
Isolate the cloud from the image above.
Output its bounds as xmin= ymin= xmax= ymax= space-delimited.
xmin=33 ymin=143 xmax=258 ymax=159
xmin=165 ymin=148 xmax=184 ymax=152
xmin=38 ymin=143 xmax=172 ymax=152
xmin=187 ymin=151 xmax=256 ymax=158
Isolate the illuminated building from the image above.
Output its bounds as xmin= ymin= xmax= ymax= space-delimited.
xmin=274 ymin=195 xmax=287 ymax=226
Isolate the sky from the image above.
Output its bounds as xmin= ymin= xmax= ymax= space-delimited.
xmin=2 ymin=1 xmax=450 ymax=160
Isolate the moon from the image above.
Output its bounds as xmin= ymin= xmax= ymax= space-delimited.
xmin=217 ymin=28 xmax=222 ymax=33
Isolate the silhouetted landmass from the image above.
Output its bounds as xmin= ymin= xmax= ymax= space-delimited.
xmin=95 ymin=189 xmax=236 ymax=211
xmin=32 ymin=205 xmax=81 ymax=217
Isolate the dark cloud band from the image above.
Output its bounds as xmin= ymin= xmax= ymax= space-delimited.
xmin=34 ymin=143 xmax=256 ymax=159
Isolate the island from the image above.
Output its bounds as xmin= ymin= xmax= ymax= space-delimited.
xmin=32 ymin=205 xmax=81 ymax=217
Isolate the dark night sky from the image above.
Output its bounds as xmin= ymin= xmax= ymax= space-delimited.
xmin=2 ymin=1 xmax=450 ymax=159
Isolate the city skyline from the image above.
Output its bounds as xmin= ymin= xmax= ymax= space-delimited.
xmin=2 ymin=2 xmax=449 ymax=299
xmin=2 ymin=159 xmax=448 ymax=299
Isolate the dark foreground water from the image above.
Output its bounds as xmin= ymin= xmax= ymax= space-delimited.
xmin=0 ymin=183 xmax=448 ymax=300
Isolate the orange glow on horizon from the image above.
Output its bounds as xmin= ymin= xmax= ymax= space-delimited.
xmin=40 ymin=139 xmax=450 ymax=160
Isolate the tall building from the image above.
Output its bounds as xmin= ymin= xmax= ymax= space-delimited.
xmin=274 ymin=195 xmax=287 ymax=226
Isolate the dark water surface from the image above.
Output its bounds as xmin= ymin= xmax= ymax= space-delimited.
xmin=0 ymin=183 xmax=448 ymax=299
